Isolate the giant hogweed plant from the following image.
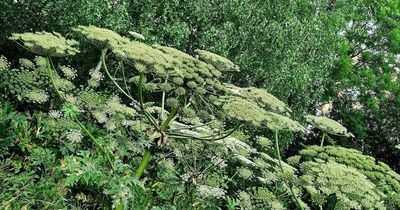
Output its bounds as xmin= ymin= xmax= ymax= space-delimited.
xmin=71 ymin=25 xmax=244 ymax=179
xmin=3 ymin=26 xmax=395 ymax=209
xmin=72 ymin=26 xmax=320 ymax=209
xmin=5 ymin=26 xmax=308 ymax=208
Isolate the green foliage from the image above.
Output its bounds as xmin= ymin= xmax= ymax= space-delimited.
xmin=0 ymin=14 xmax=399 ymax=210
xmin=2 ymin=0 xmax=398 ymax=173
xmin=0 ymin=0 xmax=131 ymax=44
xmin=329 ymin=0 xmax=400 ymax=171
xmin=0 ymin=102 xmax=30 ymax=157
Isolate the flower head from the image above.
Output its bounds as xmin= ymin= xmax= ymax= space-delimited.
xmin=195 ymin=49 xmax=239 ymax=72
xmin=9 ymin=32 xmax=79 ymax=57
xmin=197 ymin=185 xmax=226 ymax=199
xmin=264 ymin=112 xmax=306 ymax=133
xmin=225 ymin=84 xmax=291 ymax=113
xmin=128 ymin=31 xmax=145 ymax=40
xmin=66 ymin=130 xmax=83 ymax=143
xmin=61 ymin=66 xmax=77 ymax=79
xmin=305 ymin=115 xmax=353 ymax=137
xmin=218 ymin=96 xmax=267 ymax=126
xmin=73 ymin=25 xmax=128 ymax=49
xmin=23 ymin=89 xmax=49 ymax=103
xmin=240 ymin=87 xmax=291 ymax=113
xmin=0 ymin=56 xmax=10 ymax=71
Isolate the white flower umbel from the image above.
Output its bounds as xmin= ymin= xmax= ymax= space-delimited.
xmin=197 ymin=185 xmax=227 ymax=199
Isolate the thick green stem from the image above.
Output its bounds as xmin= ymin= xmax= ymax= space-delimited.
xmin=160 ymin=77 xmax=168 ymax=124
xmin=161 ymin=106 xmax=178 ymax=131
xmin=45 ymin=57 xmax=63 ymax=100
xmin=274 ymin=130 xmax=283 ymax=173
xmin=138 ymin=72 xmax=145 ymax=110
xmin=274 ymin=130 xmax=303 ymax=210
xmin=74 ymin=116 xmax=115 ymax=172
xmin=160 ymin=91 xmax=166 ymax=123
xmin=135 ymin=150 xmax=152 ymax=178
xmin=45 ymin=57 xmax=115 ymax=172
xmin=101 ymin=49 xmax=134 ymax=101
xmin=320 ymin=132 xmax=326 ymax=147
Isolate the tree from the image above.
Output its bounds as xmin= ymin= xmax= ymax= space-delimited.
xmin=328 ymin=0 xmax=400 ymax=171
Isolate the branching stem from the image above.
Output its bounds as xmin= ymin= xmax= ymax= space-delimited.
xmin=45 ymin=57 xmax=63 ymax=100
xmin=101 ymin=49 xmax=134 ymax=101
xmin=45 ymin=56 xmax=115 ymax=172
xmin=74 ymin=115 xmax=115 ymax=172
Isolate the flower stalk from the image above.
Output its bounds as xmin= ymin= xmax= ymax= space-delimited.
xmin=274 ymin=130 xmax=303 ymax=210
xmin=134 ymin=150 xmax=152 ymax=178
xmin=320 ymin=132 xmax=326 ymax=147
xmin=45 ymin=56 xmax=115 ymax=172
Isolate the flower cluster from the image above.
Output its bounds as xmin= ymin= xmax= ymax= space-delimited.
xmin=9 ymin=32 xmax=79 ymax=57
xmin=264 ymin=111 xmax=306 ymax=133
xmin=197 ymin=185 xmax=226 ymax=199
xmin=48 ymin=110 xmax=62 ymax=118
xmin=74 ymin=26 xmax=229 ymax=103
xmin=216 ymin=95 xmax=304 ymax=133
xmin=24 ymin=89 xmax=49 ymax=104
xmin=0 ymin=55 xmax=10 ymax=71
xmin=61 ymin=65 xmax=77 ymax=79
xmin=87 ymin=68 xmax=104 ymax=88
xmin=0 ymin=56 xmax=51 ymax=103
xmin=225 ymin=84 xmax=291 ymax=113
xmin=195 ymin=49 xmax=239 ymax=72
xmin=300 ymin=161 xmax=385 ymax=209
xmin=217 ymin=96 xmax=267 ymax=126
xmin=73 ymin=25 xmax=129 ymax=49
xmin=66 ymin=130 xmax=83 ymax=143
xmin=237 ymin=187 xmax=285 ymax=210
xmin=305 ymin=115 xmax=353 ymax=137
xmin=296 ymin=145 xmax=400 ymax=208
xmin=239 ymin=87 xmax=291 ymax=113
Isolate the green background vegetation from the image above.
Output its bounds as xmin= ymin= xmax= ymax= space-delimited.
xmin=0 ymin=0 xmax=399 ymax=209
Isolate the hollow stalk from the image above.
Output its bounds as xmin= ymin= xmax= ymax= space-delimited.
xmin=274 ymin=130 xmax=303 ymax=210
xmin=320 ymin=132 xmax=326 ymax=147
